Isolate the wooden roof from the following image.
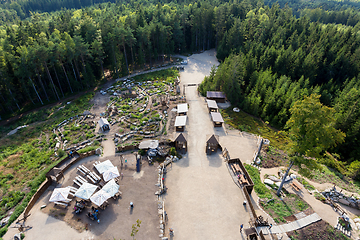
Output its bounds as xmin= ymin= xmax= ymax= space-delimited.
xmin=175 ymin=133 xmax=187 ymax=143
xmin=206 ymin=134 xmax=219 ymax=145
xmin=206 ymin=99 xmax=218 ymax=109
xmin=211 ymin=112 xmax=224 ymax=123
xmin=207 ymin=91 xmax=226 ymax=99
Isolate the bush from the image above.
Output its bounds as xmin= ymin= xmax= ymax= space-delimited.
xmin=245 ymin=164 xmax=272 ymax=199
xmin=77 ymin=146 xmax=96 ymax=154
xmin=57 ymin=149 xmax=66 ymax=158
xmin=138 ymin=149 xmax=146 ymax=156
xmin=170 ymin=147 xmax=177 ymax=156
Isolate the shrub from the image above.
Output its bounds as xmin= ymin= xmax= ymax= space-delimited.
xmin=57 ymin=149 xmax=66 ymax=158
xmin=170 ymin=147 xmax=177 ymax=156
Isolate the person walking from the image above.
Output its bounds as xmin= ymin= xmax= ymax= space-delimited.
xmin=240 ymin=224 xmax=243 ymax=233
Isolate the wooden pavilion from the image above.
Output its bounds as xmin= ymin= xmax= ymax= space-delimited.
xmin=206 ymin=134 xmax=220 ymax=155
xmin=174 ymin=133 xmax=187 ymax=153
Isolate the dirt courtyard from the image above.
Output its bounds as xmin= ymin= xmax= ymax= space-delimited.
xmin=5 ymin=153 xmax=159 ymax=240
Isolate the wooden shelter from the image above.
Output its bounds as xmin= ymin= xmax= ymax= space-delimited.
xmin=174 ymin=133 xmax=187 ymax=152
xmin=210 ymin=112 xmax=224 ymax=127
xmin=206 ymin=134 xmax=220 ymax=154
xmin=206 ymin=99 xmax=218 ymax=112
xmin=175 ymin=116 xmax=187 ymax=132
xmin=46 ymin=167 xmax=64 ymax=182
xmin=98 ymin=118 xmax=110 ymax=131
xmin=206 ymin=91 xmax=226 ymax=103
xmin=177 ymin=103 xmax=188 ymax=115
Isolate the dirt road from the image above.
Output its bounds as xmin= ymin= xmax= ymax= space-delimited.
xmin=163 ymin=50 xmax=259 ymax=239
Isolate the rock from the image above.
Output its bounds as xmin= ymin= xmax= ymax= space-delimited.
xmin=290 ymin=174 xmax=297 ymax=179
xmin=339 ymin=198 xmax=350 ymax=205
xmin=264 ymin=179 xmax=275 ymax=185
xmin=356 ymin=223 xmax=360 ymax=230
xmin=13 ymin=233 xmax=21 ymax=240
xmin=1 ymin=216 xmax=10 ymax=227
xmin=354 ymin=218 xmax=360 ymax=223
xmin=269 ymin=176 xmax=281 ymax=182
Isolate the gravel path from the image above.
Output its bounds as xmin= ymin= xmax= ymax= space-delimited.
xmin=163 ymin=50 xmax=258 ymax=239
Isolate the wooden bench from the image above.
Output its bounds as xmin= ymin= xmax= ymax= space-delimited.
xmin=87 ymin=174 xmax=96 ymax=184
xmin=73 ymin=179 xmax=82 ymax=187
xmin=239 ymin=175 xmax=248 ymax=185
xmin=77 ymin=167 xmax=86 ymax=176
xmin=234 ymin=164 xmax=241 ymax=172
xmin=291 ymin=181 xmax=302 ymax=191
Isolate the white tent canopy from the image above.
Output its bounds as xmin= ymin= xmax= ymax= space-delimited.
xmin=95 ymin=160 xmax=115 ymax=174
xmin=49 ymin=188 xmax=70 ymax=202
xmin=75 ymin=182 xmax=98 ymax=200
xmin=103 ymin=166 xmax=120 ymax=182
xmin=90 ymin=189 xmax=111 ymax=207
xmin=102 ymin=179 xmax=120 ymax=197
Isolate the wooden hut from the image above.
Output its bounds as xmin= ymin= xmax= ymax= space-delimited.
xmin=177 ymin=103 xmax=188 ymax=115
xmin=98 ymin=118 xmax=110 ymax=131
xmin=210 ymin=112 xmax=224 ymax=127
xmin=174 ymin=133 xmax=187 ymax=152
xmin=175 ymin=116 xmax=187 ymax=132
xmin=206 ymin=99 xmax=218 ymax=112
xmin=206 ymin=134 xmax=220 ymax=154
xmin=206 ymin=91 xmax=226 ymax=103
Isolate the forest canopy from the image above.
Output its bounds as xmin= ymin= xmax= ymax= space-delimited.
xmin=0 ymin=0 xmax=358 ymax=171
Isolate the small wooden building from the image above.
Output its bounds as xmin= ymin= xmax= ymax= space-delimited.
xmin=174 ymin=133 xmax=187 ymax=152
xmin=206 ymin=99 xmax=218 ymax=112
xmin=206 ymin=134 xmax=220 ymax=154
xmin=177 ymin=103 xmax=188 ymax=115
xmin=210 ymin=112 xmax=224 ymax=127
xmin=206 ymin=91 xmax=226 ymax=103
xmin=98 ymin=118 xmax=110 ymax=131
xmin=175 ymin=116 xmax=187 ymax=132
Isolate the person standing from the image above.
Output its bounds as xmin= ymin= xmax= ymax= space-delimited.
xmin=240 ymin=224 xmax=243 ymax=233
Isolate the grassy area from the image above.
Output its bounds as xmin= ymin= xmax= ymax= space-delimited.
xmin=297 ymin=177 xmax=315 ymax=191
xmin=245 ymin=164 xmax=309 ymax=223
xmin=221 ymin=108 xmax=289 ymax=150
xmin=0 ymin=93 xmax=94 ymax=237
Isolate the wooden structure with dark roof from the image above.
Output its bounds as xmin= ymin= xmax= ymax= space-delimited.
xmin=206 ymin=91 xmax=226 ymax=103
xmin=174 ymin=133 xmax=187 ymax=153
xmin=206 ymin=99 xmax=218 ymax=113
xmin=210 ymin=112 xmax=224 ymax=127
xmin=206 ymin=134 xmax=220 ymax=154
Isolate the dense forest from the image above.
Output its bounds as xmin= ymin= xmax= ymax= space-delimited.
xmin=0 ymin=0 xmax=359 ymax=171
xmin=198 ymin=3 xmax=360 ymax=170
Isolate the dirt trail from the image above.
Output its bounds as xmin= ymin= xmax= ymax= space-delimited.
xmin=259 ymin=167 xmax=360 ymax=234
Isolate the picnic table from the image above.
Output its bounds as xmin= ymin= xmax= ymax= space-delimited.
xmin=291 ymin=181 xmax=302 ymax=191
xmin=239 ymin=175 xmax=248 ymax=185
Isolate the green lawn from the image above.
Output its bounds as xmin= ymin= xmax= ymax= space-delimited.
xmin=221 ymin=108 xmax=289 ymax=150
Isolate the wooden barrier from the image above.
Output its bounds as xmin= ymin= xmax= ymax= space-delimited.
xmin=23 ymin=150 xmax=97 ymax=218
xmin=23 ymin=178 xmax=52 ymax=217
xmin=228 ymin=158 xmax=254 ymax=194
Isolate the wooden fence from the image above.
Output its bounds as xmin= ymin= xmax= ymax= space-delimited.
xmin=23 ymin=150 xmax=97 ymax=218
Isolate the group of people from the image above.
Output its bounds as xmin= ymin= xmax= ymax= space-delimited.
xmin=74 ymin=200 xmax=86 ymax=214
xmin=87 ymin=206 xmax=100 ymax=222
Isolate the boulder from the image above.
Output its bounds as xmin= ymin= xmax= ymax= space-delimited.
xmin=264 ymin=179 xmax=275 ymax=186
xmin=95 ymin=148 xmax=102 ymax=155
xmin=269 ymin=176 xmax=281 ymax=182
xmin=339 ymin=198 xmax=350 ymax=206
